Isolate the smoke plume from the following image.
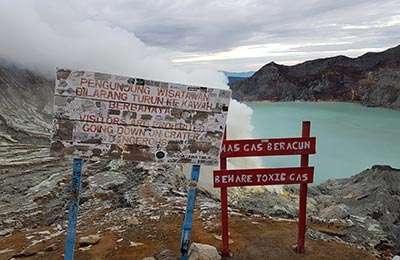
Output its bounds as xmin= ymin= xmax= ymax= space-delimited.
xmin=0 ymin=0 xmax=262 ymax=189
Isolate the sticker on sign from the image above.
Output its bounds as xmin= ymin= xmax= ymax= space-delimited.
xmin=51 ymin=69 xmax=231 ymax=165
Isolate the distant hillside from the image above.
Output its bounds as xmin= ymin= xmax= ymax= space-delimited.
xmin=227 ymin=76 xmax=247 ymax=84
xmin=230 ymin=45 xmax=400 ymax=110
xmin=222 ymin=71 xmax=255 ymax=78
xmin=0 ymin=63 xmax=53 ymax=143
xmin=222 ymin=71 xmax=255 ymax=84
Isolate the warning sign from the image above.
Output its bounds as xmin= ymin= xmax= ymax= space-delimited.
xmin=51 ymin=69 xmax=231 ymax=165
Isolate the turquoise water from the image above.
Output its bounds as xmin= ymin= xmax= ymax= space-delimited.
xmin=246 ymin=102 xmax=400 ymax=185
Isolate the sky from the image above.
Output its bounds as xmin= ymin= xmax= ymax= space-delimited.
xmin=1 ymin=0 xmax=399 ymax=74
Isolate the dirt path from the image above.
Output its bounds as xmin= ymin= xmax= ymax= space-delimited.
xmin=0 ymin=214 xmax=378 ymax=260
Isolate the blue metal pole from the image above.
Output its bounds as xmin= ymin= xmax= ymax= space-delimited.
xmin=180 ymin=164 xmax=201 ymax=260
xmin=64 ymin=158 xmax=83 ymax=260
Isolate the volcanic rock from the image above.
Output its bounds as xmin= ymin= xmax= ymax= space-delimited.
xmin=188 ymin=242 xmax=221 ymax=260
xmin=230 ymin=45 xmax=400 ymax=110
xmin=0 ymin=63 xmax=53 ymax=144
xmin=79 ymin=234 xmax=101 ymax=246
xmin=311 ymin=165 xmax=400 ymax=252
xmin=154 ymin=249 xmax=178 ymax=260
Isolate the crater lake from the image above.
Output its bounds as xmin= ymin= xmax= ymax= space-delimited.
xmin=246 ymin=102 xmax=400 ymax=185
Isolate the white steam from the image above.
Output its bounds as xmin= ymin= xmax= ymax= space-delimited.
xmin=188 ymin=99 xmax=264 ymax=194
xmin=0 ymin=0 xmax=262 ymax=190
xmin=0 ymin=1 xmax=228 ymax=89
xmin=227 ymin=100 xmax=263 ymax=169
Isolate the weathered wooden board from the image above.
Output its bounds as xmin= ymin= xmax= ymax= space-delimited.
xmin=51 ymin=69 xmax=231 ymax=165
xmin=213 ymin=166 xmax=314 ymax=188
xmin=221 ymin=137 xmax=316 ymax=158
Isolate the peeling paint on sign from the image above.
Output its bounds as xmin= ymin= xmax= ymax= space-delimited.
xmin=51 ymin=69 xmax=231 ymax=165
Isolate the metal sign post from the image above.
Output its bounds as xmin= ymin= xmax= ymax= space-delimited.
xmin=180 ymin=164 xmax=201 ymax=260
xmin=64 ymin=158 xmax=83 ymax=260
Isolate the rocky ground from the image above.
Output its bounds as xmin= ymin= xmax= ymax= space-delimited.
xmin=1 ymin=144 xmax=399 ymax=259
xmin=0 ymin=64 xmax=53 ymax=144
xmin=232 ymin=165 xmax=400 ymax=258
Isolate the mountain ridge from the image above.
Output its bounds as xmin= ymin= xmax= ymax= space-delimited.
xmin=230 ymin=45 xmax=400 ymax=110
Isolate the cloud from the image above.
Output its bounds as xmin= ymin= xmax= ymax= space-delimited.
xmin=69 ymin=0 xmax=400 ymax=53
xmin=0 ymin=0 xmax=226 ymax=89
xmin=0 ymin=0 xmax=263 ymax=177
xmin=2 ymin=0 xmax=399 ymax=72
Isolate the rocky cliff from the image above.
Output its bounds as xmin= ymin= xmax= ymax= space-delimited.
xmin=233 ymin=165 xmax=400 ymax=257
xmin=0 ymin=63 xmax=53 ymax=144
xmin=230 ymin=45 xmax=400 ymax=110
xmin=311 ymin=165 xmax=400 ymax=254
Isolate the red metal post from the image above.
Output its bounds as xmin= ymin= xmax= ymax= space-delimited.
xmin=297 ymin=121 xmax=310 ymax=253
xmin=221 ymin=130 xmax=230 ymax=257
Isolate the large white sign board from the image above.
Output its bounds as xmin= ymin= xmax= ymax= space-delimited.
xmin=50 ymin=69 xmax=231 ymax=165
